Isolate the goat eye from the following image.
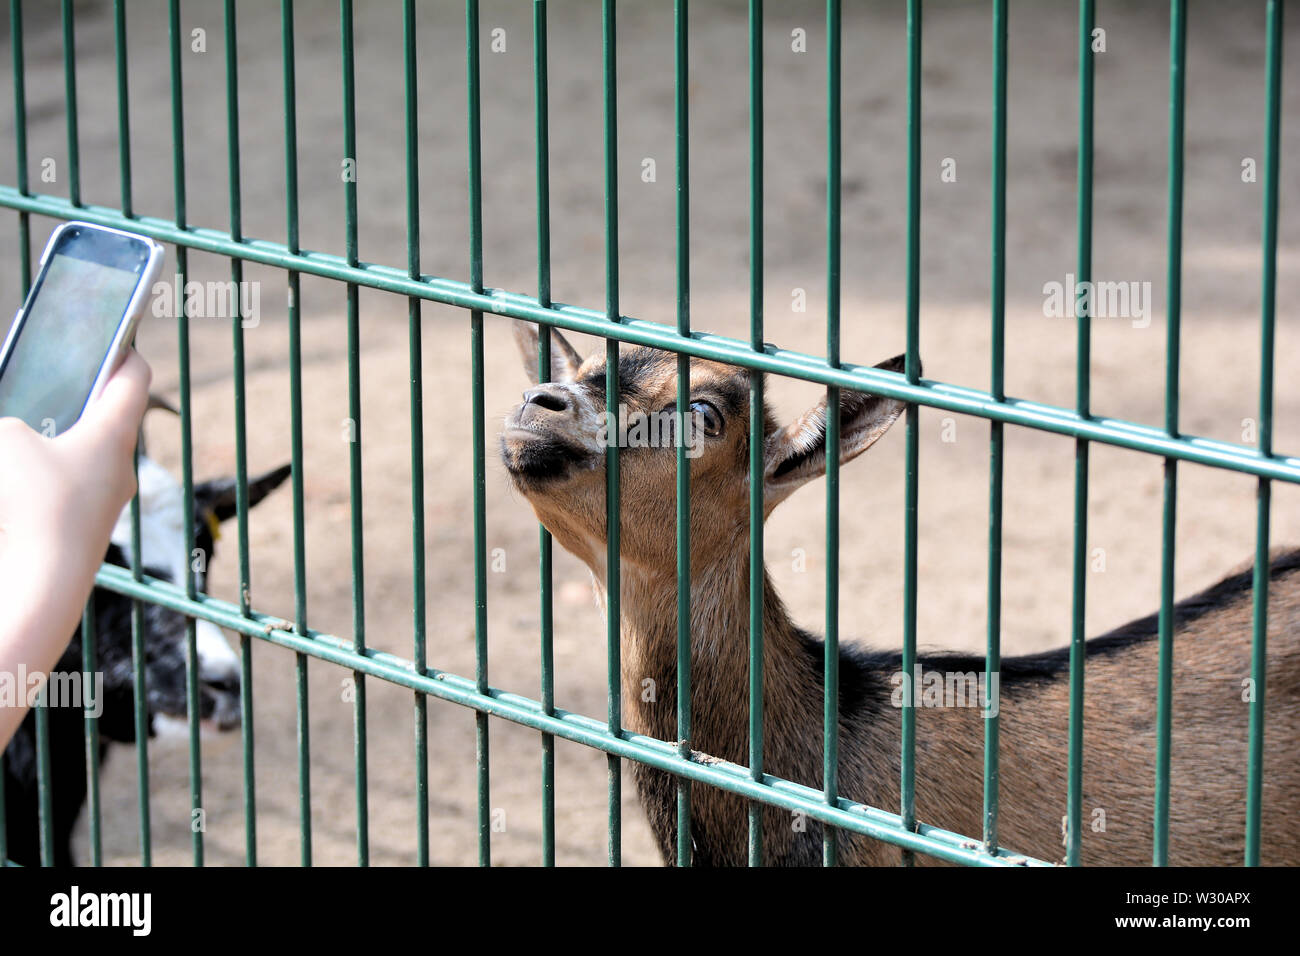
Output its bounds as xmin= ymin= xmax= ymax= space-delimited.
xmin=690 ymin=401 xmax=723 ymax=438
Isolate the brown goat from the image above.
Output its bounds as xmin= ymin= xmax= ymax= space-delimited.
xmin=500 ymin=322 xmax=1300 ymax=866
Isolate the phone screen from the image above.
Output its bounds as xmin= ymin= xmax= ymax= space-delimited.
xmin=0 ymin=226 xmax=151 ymax=434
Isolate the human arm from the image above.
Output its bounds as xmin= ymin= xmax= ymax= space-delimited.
xmin=0 ymin=350 xmax=150 ymax=749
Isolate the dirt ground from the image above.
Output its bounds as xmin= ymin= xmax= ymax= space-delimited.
xmin=1 ymin=0 xmax=1298 ymax=866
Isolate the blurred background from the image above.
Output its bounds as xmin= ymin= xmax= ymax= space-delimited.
xmin=0 ymin=0 xmax=1297 ymax=865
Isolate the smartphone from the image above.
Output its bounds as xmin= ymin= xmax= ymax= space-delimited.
xmin=0 ymin=221 xmax=164 ymax=435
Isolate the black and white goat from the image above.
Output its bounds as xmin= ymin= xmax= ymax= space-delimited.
xmin=2 ymin=454 xmax=290 ymax=866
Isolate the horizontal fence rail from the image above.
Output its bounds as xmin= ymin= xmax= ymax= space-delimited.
xmin=0 ymin=0 xmax=1286 ymax=868
xmin=1 ymin=191 xmax=1295 ymax=488
xmin=91 ymin=564 xmax=1049 ymax=867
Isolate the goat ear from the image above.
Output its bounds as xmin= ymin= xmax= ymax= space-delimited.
xmin=513 ymin=320 xmax=582 ymax=384
xmin=137 ymin=392 xmax=181 ymax=458
xmin=763 ymin=354 xmax=909 ymax=507
xmin=195 ymin=464 xmax=292 ymax=524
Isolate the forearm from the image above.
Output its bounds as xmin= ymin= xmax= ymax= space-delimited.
xmin=0 ymin=542 xmax=98 ymax=750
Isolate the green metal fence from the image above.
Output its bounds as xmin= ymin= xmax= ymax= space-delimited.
xmin=0 ymin=0 xmax=1288 ymax=867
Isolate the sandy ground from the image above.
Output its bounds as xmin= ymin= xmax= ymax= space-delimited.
xmin=0 ymin=0 xmax=1298 ymax=866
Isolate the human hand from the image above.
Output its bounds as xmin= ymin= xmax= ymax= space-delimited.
xmin=0 ymin=350 xmax=151 ymax=589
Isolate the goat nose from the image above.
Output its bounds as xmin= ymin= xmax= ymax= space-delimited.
xmin=522 ymin=386 xmax=570 ymax=413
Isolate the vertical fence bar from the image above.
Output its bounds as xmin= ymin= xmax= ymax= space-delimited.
xmin=51 ymin=0 xmax=82 ymax=859
xmin=10 ymin=0 xmax=30 ymax=293
xmin=900 ymin=0 xmax=922 ymax=867
xmin=1155 ymin=0 xmax=1186 ymax=868
xmin=161 ymin=0 xmax=205 ymax=870
xmin=822 ymin=0 xmax=841 ymax=869
xmin=224 ymin=0 xmax=256 ymax=867
xmin=465 ymin=0 xmax=491 ymax=868
xmin=123 ymin=0 xmax=148 ymax=820
xmin=129 ymin=447 xmax=150 ymax=866
xmin=602 ymin=0 xmax=623 ymax=868
xmin=533 ymin=0 xmax=557 ymax=868
xmin=673 ymin=0 xmax=693 ymax=869
xmin=402 ymin=0 xmax=430 ymax=869
xmin=746 ymin=0 xmax=765 ymax=869
xmin=339 ymin=0 xmax=369 ymax=867
xmin=1066 ymin=0 xmax=1094 ymax=868
xmin=1 ymin=0 xmax=30 ymax=866
xmin=81 ymin=602 xmax=101 ymax=865
xmin=982 ymin=0 xmax=1013 ymax=858
xmin=1246 ymin=0 xmax=1282 ymax=868
xmin=32 ymin=0 xmax=85 ymax=863
xmin=33 ymin=686 xmax=52 ymax=865
xmin=165 ymin=0 xmax=191 ymax=875
xmin=280 ymin=0 xmax=312 ymax=867
xmin=983 ymin=0 xmax=1007 ymax=856
xmin=60 ymin=0 xmax=80 ymax=207
xmin=113 ymin=0 xmax=132 ymax=219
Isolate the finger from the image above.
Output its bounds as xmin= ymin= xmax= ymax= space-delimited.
xmin=62 ymin=350 xmax=152 ymax=451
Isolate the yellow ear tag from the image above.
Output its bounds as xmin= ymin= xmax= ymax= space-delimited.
xmin=205 ymin=511 xmax=222 ymax=543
